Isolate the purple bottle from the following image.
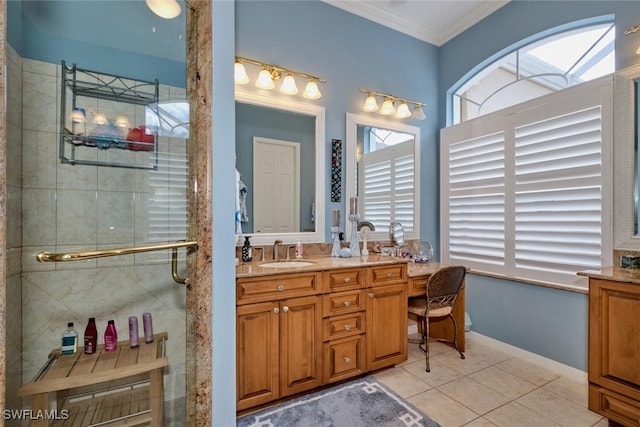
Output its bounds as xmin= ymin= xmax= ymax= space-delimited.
xmin=143 ymin=312 xmax=154 ymax=343
xmin=128 ymin=316 xmax=139 ymax=348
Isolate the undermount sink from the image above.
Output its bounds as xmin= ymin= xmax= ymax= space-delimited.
xmin=259 ymin=261 xmax=315 ymax=268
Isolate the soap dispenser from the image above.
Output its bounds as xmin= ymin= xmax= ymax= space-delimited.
xmin=242 ymin=236 xmax=253 ymax=262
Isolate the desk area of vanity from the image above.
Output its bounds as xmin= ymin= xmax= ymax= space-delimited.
xmin=235 ymin=255 xmax=465 ymax=412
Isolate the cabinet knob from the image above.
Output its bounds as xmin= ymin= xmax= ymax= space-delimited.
xmin=344 ymin=277 xmax=351 ymax=283
xmin=368 ymin=293 xmax=375 ymax=299
xmin=344 ymin=325 xmax=351 ymax=331
xmin=273 ymin=308 xmax=279 ymax=314
xmin=282 ymin=306 xmax=289 ymax=313
xmin=344 ymin=301 xmax=351 ymax=307
xmin=386 ymin=273 xmax=393 ymax=278
xmin=344 ymin=357 xmax=351 ymax=363
xmin=277 ymin=285 xmax=285 ymax=292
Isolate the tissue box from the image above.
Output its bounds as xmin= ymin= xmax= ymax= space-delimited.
xmin=620 ymin=255 xmax=640 ymax=269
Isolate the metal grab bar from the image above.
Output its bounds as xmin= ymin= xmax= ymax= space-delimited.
xmin=37 ymin=240 xmax=198 ymax=285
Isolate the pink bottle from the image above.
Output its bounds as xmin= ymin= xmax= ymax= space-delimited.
xmin=129 ymin=316 xmax=139 ymax=348
xmin=104 ymin=320 xmax=118 ymax=352
xmin=143 ymin=312 xmax=154 ymax=343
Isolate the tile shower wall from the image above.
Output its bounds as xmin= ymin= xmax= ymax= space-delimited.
xmin=18 ymin=58 xmax=187 ymax=422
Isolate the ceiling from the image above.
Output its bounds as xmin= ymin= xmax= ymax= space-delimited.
xmin=322 ymin=0 xmax=511 ymax=46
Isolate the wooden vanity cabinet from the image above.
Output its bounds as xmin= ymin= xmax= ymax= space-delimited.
xmin=366 ymin=264 xmax=408 ymax=371
xmin=588 ymin=277 xmax=640 ymax=426
xmin=236 ymin=272 xmax=323 ymax=411
xmin=322 ymin=268 xmax=367 ymax=383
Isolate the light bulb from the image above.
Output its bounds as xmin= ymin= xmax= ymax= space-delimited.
xmin=362 ymin=94 xmax=379 ymax=112
xmin=256 ymin=69 xmax=275 ymax=89
xmin=412 ymin=105 xmax=426 ymax=121
xmin=115 ymin=116 xmax=130 ymax=128
xmin=92 ymin=113 xmax=108 ymax=125
xmin=303 ymin=80 xmax=322 ymax=99
xmin=280 ymin=74 xmax=299 ymax=95
xmin=395 ymin=102 xmax=411 ymax=119
xmin=145 ymin=0 xmax=181 ymax=19
xmin=380 ymin=98 xmax=395 ymax=115
xmin=70 ymin=107 xmax=86 ymax=123
xmin=234 ymin=62 xmax=249 ymax=84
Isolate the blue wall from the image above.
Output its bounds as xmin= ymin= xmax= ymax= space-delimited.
xmin=438 ymin=0 xmax=640 ymax=371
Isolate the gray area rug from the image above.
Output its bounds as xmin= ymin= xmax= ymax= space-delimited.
xmin=237 ymin=376 xmax=441 ymax=427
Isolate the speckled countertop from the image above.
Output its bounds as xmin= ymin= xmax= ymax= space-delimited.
xmin=577 ymin=266 xmax=640 ymax=285
xmin=236 ymin=254 xmax=412 ymax=278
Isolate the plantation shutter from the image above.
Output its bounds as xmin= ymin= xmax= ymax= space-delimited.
xmin=361 ymin=140 xmax=414 ymax=231
xmin=441 ymin=77 xmax=612 ymax=290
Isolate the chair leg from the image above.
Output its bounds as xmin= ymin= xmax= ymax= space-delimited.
xmin=425 ymin=316 xmax=431 ymax=372
xmin=450 ymin=313 xmax=465 ymax=360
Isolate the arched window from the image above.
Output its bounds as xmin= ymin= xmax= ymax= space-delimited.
xmin=451 ymin=19 xmax=615 ymax=124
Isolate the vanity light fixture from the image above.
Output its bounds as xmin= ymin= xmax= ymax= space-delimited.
xmin=359 ymin=88 xmax=426 ymax=121
xmin=145 ymin=0 xmax=181 ymax=19
xmin=624 ymin=24 xmax=640 ymax=55
xmin=234 ymin=56 xmax=325 ymax=99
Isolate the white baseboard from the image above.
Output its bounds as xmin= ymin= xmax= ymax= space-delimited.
xmin=468 ymin=331 xmax=588 ymax=384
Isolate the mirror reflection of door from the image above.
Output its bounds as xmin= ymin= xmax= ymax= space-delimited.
xmin=253 ymin=137 xmax=301 ymax=233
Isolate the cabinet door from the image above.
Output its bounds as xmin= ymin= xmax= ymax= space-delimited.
xmin=279 ymin=296 xmax=323 ymax=397
xmin=236 ymin=302 xmax=280 ymax=410
xmin=366 ymin=283 xmax=408 ymax=371
xmin=589 ymin=279 xmax=640 ymax=402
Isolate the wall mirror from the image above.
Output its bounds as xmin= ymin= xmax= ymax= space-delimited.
xmin=235 ymin=89 xmax=326 ymax=246
xmin=613 ymin=63 xmax=640 ymax=249
xmin=345 ymin=112 xmax=420 ymax=243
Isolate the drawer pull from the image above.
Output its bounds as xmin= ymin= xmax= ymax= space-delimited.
xmin=282 ymin=306 xmax=289 ymax=313
xmin=344 ymin=357 xmax=351 ymax=363
xmin=386 ymin=273 xmax=393 ymax=278
xmin=273 ymin=308 xmax=279 ymax=314
xmin=344 ymin=325 xmax=351 ymax=331
xmin=343 ymin=301 xmax=351 ymax=307
xmin=277 ymin=285 xmax=285 ymax=292
xmin=368 ymin=293 xmax=375 ymax=299
xmin=344 ymin=277 xmax=351 ymax=283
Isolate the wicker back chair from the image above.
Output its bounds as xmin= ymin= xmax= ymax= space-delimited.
xmin=408 ymin=265 xmax=466 ymax=372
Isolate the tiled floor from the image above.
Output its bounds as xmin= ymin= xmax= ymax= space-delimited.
xmin=373 ymin=332 xmax=607 ymax=427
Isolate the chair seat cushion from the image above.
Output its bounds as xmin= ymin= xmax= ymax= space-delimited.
xmin=407 ymin=298 xmax=452 ymax=318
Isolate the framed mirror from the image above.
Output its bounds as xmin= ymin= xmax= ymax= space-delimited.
xmin=345 ymin=112 xmax=420 ymax=242
xmin=235 ymin=89 xmax=325 ymax=246
xmin=613 ymin=64 xmax=640 ymax=249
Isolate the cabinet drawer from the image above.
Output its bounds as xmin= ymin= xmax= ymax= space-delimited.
xmin=322 ymin=312 xmax=366 ymax=341
xmin=323 ymin=335 xmax=366 ymax=384
xmin=409 ymin=277 xmax=428 ymax=297
xmin=323 ymin=268 xmax=365 ymax=293
xmin=237 ymin=272 xmax=321 ymax=304
xmin=367 ymin=264 xmax=408 ymax=287
xmin=589 ymin=383 xmax=640 ymax=426
xmin=322 ymin=290 xmax=366 ymax=317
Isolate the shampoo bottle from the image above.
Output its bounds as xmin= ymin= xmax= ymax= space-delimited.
xmin=83 ymin=317 xmax=97 ymax=355
xmin=128 ymin=316 xmax=139 ymax=348
xmin=61 ymin=322 xmax=78 ymax=355
xmin=242 ymin=236 xmax=253 ymax=262
xmin=104 ymin=320 xmax=118 ymax=352
xmin=143 ymin=312 xmax=154 ymax=343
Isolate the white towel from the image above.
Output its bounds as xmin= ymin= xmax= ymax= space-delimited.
xmin=235 ymin=169 xmax=242 ymax=234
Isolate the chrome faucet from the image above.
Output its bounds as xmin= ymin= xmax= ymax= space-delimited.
xmin=273 ymin=239 xmax=283 ymax=261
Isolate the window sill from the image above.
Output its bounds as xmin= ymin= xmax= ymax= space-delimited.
xmin=468 ymin=269 xmax=588 ymax=294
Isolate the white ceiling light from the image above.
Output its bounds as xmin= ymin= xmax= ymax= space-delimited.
xmin=146 ymin=0 xmax=181 ymax=19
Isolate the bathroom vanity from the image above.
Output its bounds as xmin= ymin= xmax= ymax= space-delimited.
xmin=579 ymin=268 xmax=640 ymax=426
xmin=235 ymin=255 xmax=408 ymax=411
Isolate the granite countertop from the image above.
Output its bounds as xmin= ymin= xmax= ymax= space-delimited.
xmin=577 ymin=266 xmax=640 ymax=285
xmin=236 ymin=254 xmax=410 ymax=278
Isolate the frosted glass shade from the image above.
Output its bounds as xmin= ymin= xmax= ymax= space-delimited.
xmin=256 ymin=69 xmax=275 ymax=89
xmin=303 ymin=80 xmax=322 ymax=99
xmin=363 ymin=95 xmax=379 ymax=112
xmin=234 ymin=62 xmax=249 ymax=84
xmin=145 ymin=0 xmax=181 ymax=19
xmin=280 ymin=75 xmax=299 ymax=95
xmin=92 ymin=113 xmax=108 ymax=125
xmin=395 ymin=102 xmax=411 ymax=118
xmin=412 ymin=105 xmax=426 ymax=121
xmin=380 ymin=99 xmax=395 ymax=115
xmin=115 ymin=116 xmax=130 ymax=128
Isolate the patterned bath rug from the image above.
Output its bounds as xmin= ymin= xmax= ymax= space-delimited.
xmin=237 ymin=376 xmax=440 ymax=427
